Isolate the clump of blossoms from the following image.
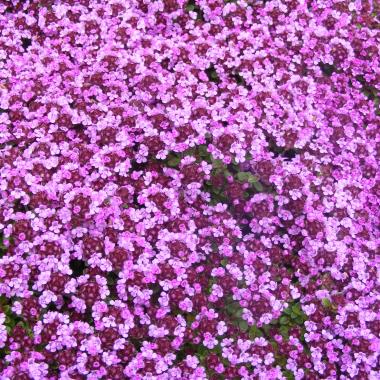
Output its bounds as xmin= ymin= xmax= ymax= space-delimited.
xmin=0 ymin=0 xmax=379 ymax=379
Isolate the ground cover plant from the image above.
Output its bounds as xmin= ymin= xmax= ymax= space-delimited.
xmin=0 ymin=0 xmax=379 ymax=379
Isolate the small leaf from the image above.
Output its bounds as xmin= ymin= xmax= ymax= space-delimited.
xmin=270 ymin=317 xmax=279 ymax=325
xmin=212 ymin=159 xmax=224 ymax=169
xmin=275 ymin=354 xmax=287 ymax=367
xmin=322 ymin=298 xmax=332 ymax=308
xmin=291 ymin=304 xmax=303 ymax=316
xmin=253 ymin=181 xmax=264 ymax=192
xmin=237 ymin=172 xmax=249 ymax=182
xmin=262 ymin=324 xmax=271 ymax=335
xmin=239 ymin=320 xmax=248 ymax=332
xmin=196 ymin=344 xmax=208 ymax=360
xmin=283 ymin=369 xmax=296 ymax=380
xmin=247 ymin=174 xmax=258 ymax=184
xmin=279 ymin=325 xmax=289 ymax=339
xmin=234 ymin=308 xmax=243 ymax=318
xmin=294 ymin=316 xmax=306 ymax=325
xmin=205 ymin=66 xmax=219 ymax=83
xmin=249 ymin=325 xmax=263 ymax=338
xmin=198 ymin=145 xmax=209 ymax=157
xmin=226 ymin=303 xmax=237 ymax=315
xmin=167 ymin=156 xmax=180 ymax=167
xmin=223 ymin=170 xmax=232 ymax=178
xmin=280 ymin=316 xmax=289 ymax=325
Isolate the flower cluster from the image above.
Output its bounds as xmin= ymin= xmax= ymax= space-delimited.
xmin=0 ymin=0 xmax=379 ymax=379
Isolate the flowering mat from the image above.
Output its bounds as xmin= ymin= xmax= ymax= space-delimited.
xmin=0 ymin=0 xmax=379 ymax=379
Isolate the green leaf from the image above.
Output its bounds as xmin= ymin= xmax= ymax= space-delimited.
xmin=237 ymin=172 xmax=258 ymax=184
xmin=249 ymin=325 xmax=263 ymax=338
xmin=279 ymin=325 xmax=289 ymax=339
xmin=167 ymin=156 xmax=180 ymax=167
xmin=294 ymin=316 xmax=306 ymax=325
xmin=322 ymin=298 xmax=332 ymax=308
xmin=223 ymin=170 xmax=232 ymax=178
xmin=210 ymin=71 xmax=218 ymax=80
xmin=239 ymin=320 xmax=248 ymax=332
xmin=247 ymin=174 xmax=258 ymax=184
xmin=205 ymin=66 xmax=219 ymax=82
xmin=234 ymin=308 xmax=243 ymax=318
xmin=198 ymin=145 xmax=209 ymax=157
xmin=237 ymin=172 xmax=249 ymax=182
xmin=212 ymin=159 xmax=224 ymax=169
xmin=253 ymin=181 xmax=264 ymax=192
xmin=283 ymin=369 xmax=295 ymax=380
xmin=280 ymin=316 xmax=289 ymax=325
xmin=270 ymin=317 xmax=279 ymax=325
xmin=195 ymin=346 xmax=208 ymax=362
xmin=275 ymin=354 xmax=287 ymax=366
xmin=291 ymin=304 xmax=303 ymax=316
xmin=226 ymin=302 xmax=238 ymax=315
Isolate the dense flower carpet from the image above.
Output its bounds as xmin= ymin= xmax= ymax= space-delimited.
xmin=0 ymin=0 xmax=379 ymax=379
